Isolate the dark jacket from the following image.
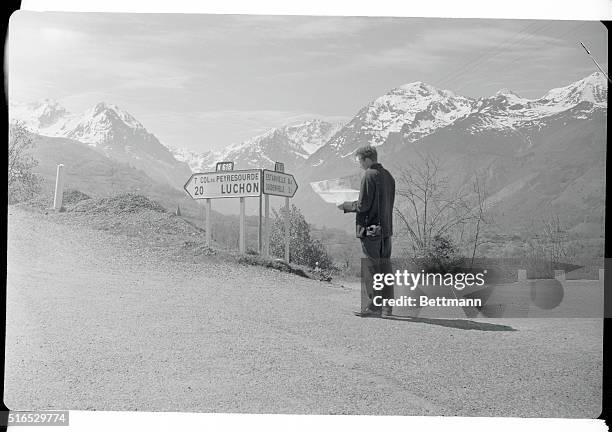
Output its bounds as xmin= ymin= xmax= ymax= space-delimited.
xmin=345 ymin=163 xmax=395 ymax=238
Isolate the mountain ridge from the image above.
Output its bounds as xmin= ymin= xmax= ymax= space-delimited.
xmin=307 ymin=72 xmax=607 ymax=173
xmin=9 ymin=72 xmax=606 ymax=248
xmin=10 ymin=100 xmax=192 ymax=189
xmin=169 ymin=119 xmax=343 ymax=172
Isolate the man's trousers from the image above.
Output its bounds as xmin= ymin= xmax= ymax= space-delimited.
xmin=360 ymin=236 xmax=393 ymax=312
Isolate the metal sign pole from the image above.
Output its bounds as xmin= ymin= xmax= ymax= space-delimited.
xmin=263 ymin=194 xmax=270 ymax=257
xmin=239 ymin=197 xmax=246 ymax=254
xmin=258 ymin=194 xmax=262 ymax=254
xmin=205 ymin=198 xmax=211 ymax=247
xmin=284 ymin=197 xmax=290 ymax=262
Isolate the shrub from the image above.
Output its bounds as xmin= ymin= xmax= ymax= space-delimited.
xmin=418 ymin=234 xmax=461 ymax=273
xmin=8 ymin=122 xmax=41 ymax=204
xmin=269 ymin=204 xmax=332 ymax=269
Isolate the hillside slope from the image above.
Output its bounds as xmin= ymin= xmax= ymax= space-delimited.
xmin=29 ymin=134 xmax=209 ymax=223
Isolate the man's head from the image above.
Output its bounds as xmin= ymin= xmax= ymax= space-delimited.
xmin=355 ymin=146 xmax=377 ymax=170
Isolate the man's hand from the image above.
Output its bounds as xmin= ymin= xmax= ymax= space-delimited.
xmin=337 ymin=201 xmax=356 ymax=212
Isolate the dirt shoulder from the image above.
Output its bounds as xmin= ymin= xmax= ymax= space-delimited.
xmin=12 ymin=194 xmax=322 ymax=279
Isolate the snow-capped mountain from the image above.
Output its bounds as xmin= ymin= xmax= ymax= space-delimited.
xmin=361 ymin=82 xmax=474 ymax=144
xmin=170 ymin=119 xmax=343 ymax=172
xmin=307 ymin=82 xmax=473 ymax=166
xmin=9 ymin=101 xmax=192 ymax=189
xmin=282 ymin=119 xmax=343 ymax=155
xmin=49 ymin=102 xmax=146 ymax=143
xmin=9 ymin=99 xmax=68 ymax=130
xmin=9 ymin=72 xmax=606 ymax=239
xmin=165 ymin=146 xmax=217 ymax=174
xmin=308 ymin=72 xmax=607 ymax=172
xmin=222 ymin=119 xmax=342 ymax=170
xmin=296 ymin=72 xmax=607 ymax=236
xmin=460 ymin=72 xmax=608 ymax=134
xmin=539 ymin=72 xmax=607 ymax=108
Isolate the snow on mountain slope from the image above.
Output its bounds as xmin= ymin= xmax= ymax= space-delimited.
xmin=168 ymin=147 xmax=221 ymax=173
xmin=362 ymin=82 xmax=474 ymax=144
xmin=305 ymin=82 xmax=475 ymax=168
xmin=170 ymin=119 xmax=343 ymax=172
xmin=283 ymin=119 xmax=343 ymax=155
xmin=225 ymin=119 xmax=342 ymax=169
xmin=9 ymin=99 xmax=68 ymax=130
xmin=10 ymin=101 xmax=192 ymax=189
xmin=539 ymin=72 xmax=607 ymax=109
xmin=464 ymin=72 xmax=608 ymax=134
xmin=10 ymin=72 xmax=606 ymax=200
xmin=48 ymin=102 xmax=146 ymax=144
xmin=309 ymin=72 xmax=608 ymax=169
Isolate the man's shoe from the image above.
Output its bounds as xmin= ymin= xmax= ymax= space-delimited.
xmin=381 ymin=308 xmax=393 ymax=318
xmin=353 ymin=309 xmax=381 ymax=318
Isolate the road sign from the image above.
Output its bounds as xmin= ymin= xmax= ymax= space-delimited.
xmin=262 ymin=169 xmax=298 ymax=198
xmin=216 ymin=161 xmax=234 ymax=172
xmin=184 ymin=169 xmax=262 ymax=199
xmin=274 ymin=161 xmax=284 ymax=173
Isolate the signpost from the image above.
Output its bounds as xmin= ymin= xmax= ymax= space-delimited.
xmin=263 ymin=194 xmax=270 ymax=257
xmin=205 ymin=198 xmax=211 ymax=247
xmin=262 ymin=170 xmax=298 ymax=198
xmin=239 ymin=197 xmax=246 ymax=253
xmin=284 ymin=197 xmax=290 ymax=262
xmin=184 ymin=162 xmax=298 ymax=261
xmin=184 ymin=169 xmax=261 ymax=200
xmin=216 ymin=161 xmax=234 ymax=172
xmin=184 ymin=169 xmax=261 ymax=253
xmin=261 ymin=166 xmax=298 ymax=261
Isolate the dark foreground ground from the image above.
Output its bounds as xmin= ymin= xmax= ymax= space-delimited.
xmin=5 ymin=206 xmax=603 ymax=417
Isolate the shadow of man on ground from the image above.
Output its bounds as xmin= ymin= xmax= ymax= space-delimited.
xmin=382 ymin=315 xmax=517 ymax=331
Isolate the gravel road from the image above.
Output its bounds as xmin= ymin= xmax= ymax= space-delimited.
xmin=5 ymin=207 xmax=602 ymax=417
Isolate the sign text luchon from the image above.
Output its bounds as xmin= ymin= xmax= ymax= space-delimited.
xmin=184 ymin=169 xmax=261 ymax=199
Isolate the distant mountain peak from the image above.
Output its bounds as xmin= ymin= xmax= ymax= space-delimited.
xmin=496 ymin=88 xmax=521 ymax=98
xmin=397 ymin=80 xmax=431 ymax=91
xmin=539 ymin=72 xmax=607 ymax=107
xmin=36 ymin=98 xmax=65 ymax=109
xmin=395 ymin=81 xmax=458 ymax=98
xmin=10 ymin=98 xmax=69 ymax=129
xmin=310 ymin=72 xmax=607 ymax=169
xmin=92 ymin=101 xmax=112 ymax=114
xmin=583 ymin=71 xmax=607 ymax=83
xmin=86 ymin=102 xmax=144 ymax=130
xmin=170 ymin=118 xmax=343 ymax=172
xmin=347 ymin=80 xmax=473 ymax=146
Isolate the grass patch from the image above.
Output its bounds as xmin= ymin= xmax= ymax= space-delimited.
xmin=237 ymin=254 xmax=312 ymax=278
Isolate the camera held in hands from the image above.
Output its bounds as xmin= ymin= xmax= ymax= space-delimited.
xmin=366 ymin=224 xmax=382 ymax=238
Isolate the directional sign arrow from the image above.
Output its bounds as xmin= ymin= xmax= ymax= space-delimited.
xmin=262 ymin=169 xmax=298 ymax=198
xmin=184 ymin=170 xmax=262 ymax=199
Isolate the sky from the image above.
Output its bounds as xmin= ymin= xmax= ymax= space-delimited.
xmin=7 ymin=12 xmax=608 ymax=153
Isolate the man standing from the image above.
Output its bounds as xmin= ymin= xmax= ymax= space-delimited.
xmin=338 ymin=146 xmax=395 ymax=318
